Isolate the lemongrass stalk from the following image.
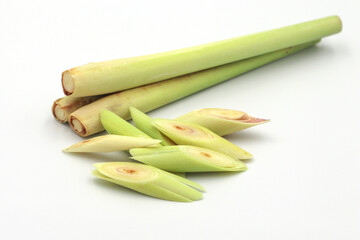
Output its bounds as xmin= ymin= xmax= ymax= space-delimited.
xmin=152 ymin=120 xmax=252 ymax=160
xmin=100 ymin=109 xmax=162 ymax=147
xmin=176 ymin=108 xmax=269 ymax=136
xmin=52 ymin=96 xmax=102 ymax=123
xmin=69 ymin=41 xmax=318 ymax=137
xmin=130 ymin=145 xmax=247 ymax=172
xmin=62 ymin=16 xmax=341 ymax=97
xmin=129 ymin=107 xmax=175 ymax=146
xmin=63 ymin=135 xmax=160 ymax=152
xmin=100 ymin=109 xmax=150 ymax=138
xmin=92 ymin=162 xmax=205 ymax=202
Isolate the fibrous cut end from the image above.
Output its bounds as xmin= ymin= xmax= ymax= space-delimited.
xmin=52 ymin=102 xmax=67 ymax=123
xmin=94 ymin=162 xmax=157 ymax=183
xmin=184 ymin=146 xmax=242 ymax=169
xmin=153 ymin=120 xmax=213 ymax=140
xmin=153 ymin=119 xmax=253 ymax=160
xmin=62 ymin=70 xmax=75 ymax=96
xmin=200 ymin=108 xmax=269 ymax=124
xmin=69 ymin=115 xmax=87 ymax=136
xmin=92 ymin=162 xmax=204 ymax=202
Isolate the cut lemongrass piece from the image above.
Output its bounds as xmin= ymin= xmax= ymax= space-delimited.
xmin=63 ymin=16 xmax=341 ymax=97
xmin=100 ymin=109 xmax=161 ymax=147
xmin=52 ymin=95 xmax=102 ymax=123
xmin=129 ymin=107 xmax=174 ymax=146
xmin=92 ymin=162 xmax=204 ymax=202
xmin=176 ymin=108 xmax=269 ymax=136
xmin=69 ymin=41 xmax=318 ymax=137
xmin=63 ymin=135 xmax=161 ymax=152
xmin=130 ymin=145 xmax=247 ymax=172
xmin=100 ymin=110 xmax=152 ymax=137
xmin=152 ymin=120 xmax=252 ymax=160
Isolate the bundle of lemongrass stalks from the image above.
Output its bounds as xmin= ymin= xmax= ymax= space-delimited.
xmin=53 ymin=16 xmax=341 ymax=137
xmin=54 ymin=16 xmax=342 ymax=202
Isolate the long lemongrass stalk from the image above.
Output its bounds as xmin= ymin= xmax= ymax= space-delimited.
xmin=69 ymin=41 xmax=318 ymax=137
xmin=62 ymin=16 xmax=341 ymax=97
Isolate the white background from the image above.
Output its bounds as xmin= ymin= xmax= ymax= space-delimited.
xmin=1 ymin=0 xmax=359 ymax=239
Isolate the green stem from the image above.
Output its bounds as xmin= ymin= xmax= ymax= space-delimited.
xmin=129 ymin=107 xmax=175 ymax=146
xmin=100 ymin=110 xmax=150 ymax=137
xmin=69 ymin=41 xmax=318 ymax=136
xmin=63 ymin=16 xmax=341 ymax=97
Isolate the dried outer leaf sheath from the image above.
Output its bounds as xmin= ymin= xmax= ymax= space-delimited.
xmin=152 ymin=120 xmax=252 ymax=160
xmin=63 ymin=16 xmax=341 ymax=97
xmin=129 ymin=107 xmax=175 ymax=146
xmin=176 ymin=108 xmax=269 ymax=136
xmin=130 ymin=146 xmax=247 ymax=172
xmin=63 ymin=135 xmax=161 ymax=152
xmin=93 ymin=162 xmax=204 ymax=202
xmin=51 ymin=95 xmax=102 ymax=123
xmin=69 ymin=41 xmax=318 ymax=137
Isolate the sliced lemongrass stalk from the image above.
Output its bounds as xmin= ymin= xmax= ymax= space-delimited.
xmin=152 ymin=120 xmax=252 ymax=160
xmin=51 ymin=95 xmax=102 ymax=123
xmin=92 ymin=162 xmax=204 ymax=202
xmin=176 ymin=108 xmax=269 ymax=136
xmin=100 ymin=109 xmax=150 ymax=138
xmin=92 ymin=169 xmax=196 ymax=202
xmin=63 ymin=16 xmax=341 ymax=97
xmin=129 ymin=107 xmax=175 ymax=146
xmin=63 ymin=135 xmax=161 ymax=152
xmin=130 ymin=145 xmax=247 ymax=172
xmin=100 ymin=109 xmax=162 ymax=147
xmin=69 ymin=41 xmax=318 ymax=137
